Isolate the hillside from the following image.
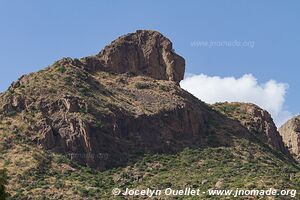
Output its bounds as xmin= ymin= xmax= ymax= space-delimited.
xmin=212 ymin=102 xmax=290 ymax=155
xmin=0 ymin=30 xmax=299 ymax=199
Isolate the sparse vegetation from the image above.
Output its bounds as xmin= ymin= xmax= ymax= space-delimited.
xmin=213 ymin=102 xmax=240 ymax=116
xmin=5 ymin=111 xmax=17 ymax=117
xmin=1 ymin=144 xmax=299 ymax=199
xmin=159 ymin=84 xmax=169 ymax=91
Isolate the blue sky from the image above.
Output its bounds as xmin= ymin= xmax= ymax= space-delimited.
xmin=0 ymin=1 xmax=299 ymax=124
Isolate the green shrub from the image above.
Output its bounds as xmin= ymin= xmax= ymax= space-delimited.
xmin=6 ymin=111 xmax=17 ymax=117
xmin=0 ymin=169 xmax=8 ymax=200
xmin=134 ymin=82 xmax=150 ymax=89
xmin=77 ymin=87 xmax=89 ymax=96
xmin=54 ymin=181 xmax=64 ymax=189
xmin=56 ymin=66 xmax=66 ymax=73
xmin=159 ymin=84 xmax=169 ymax=91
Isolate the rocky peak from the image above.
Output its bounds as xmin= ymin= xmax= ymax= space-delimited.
xmin=52 ymin=30 xmax=185 ymax=83
xmin=279 ymin=116 xmax=300 ymax=161
xmin=96 ymin=30 xmax=185 ymax=83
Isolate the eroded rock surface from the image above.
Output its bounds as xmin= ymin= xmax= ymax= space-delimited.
xmin=279 ymin=116 xmax=300 ymax=161
xmin=79 ymin=30 xmax=185 ymax=83
xmin=212 ymin=102 xmax=289 ymax=155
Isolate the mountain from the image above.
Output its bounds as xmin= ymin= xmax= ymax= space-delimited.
xmin=0 ymin=30 xmax=299 ymax=199
xmin=279 ymin=116 xmax=300 ymax=162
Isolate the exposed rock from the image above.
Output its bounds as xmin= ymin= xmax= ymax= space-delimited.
xmin=1 ymin=94 xmax=27 ymax=114
xmin=52 ymin=30 xmax=185 ymax=83
xmin=61 ymin=95 xmax=87 ymax=113
xmin=88 ymin=30 xmax=185 ymax=83
xmin=215 ymin=179 xmax=224 ymax=189
xmin=8 ymin=75 xmax=27 ymax=90
xmin=279 ymin=116 xmax=300 ymax=162
xmin=12 ymin=95 xmax=26 ymax=110
xmin=40 ymin=125 xmax=56 ymax=149
xmin=212 ymin=102 xmax=289 ymax=155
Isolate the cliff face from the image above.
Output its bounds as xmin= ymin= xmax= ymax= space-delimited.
xmin=97 ymin=30 xmax=185 ymax=83
xmin=212 ymin=102 xmax=289 ymax=155
xmin=76 ymin=30 xmax=185 ymax=83
xmin=279 ymin=116 xmax=300 ymax=162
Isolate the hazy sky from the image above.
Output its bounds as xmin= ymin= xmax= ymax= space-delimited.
xmin=1 ymin=1 xmax=299 ymax=124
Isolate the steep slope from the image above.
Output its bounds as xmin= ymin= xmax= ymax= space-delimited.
xmin=0 ymin=30 xmax=299 ymax=199
xmin=0 ymin=55 xmax=250 ymax=171
xmin=279 ymin=116 xmax=300 ymax=162
xmin=212 ymin=102 xmax=290 ymax=156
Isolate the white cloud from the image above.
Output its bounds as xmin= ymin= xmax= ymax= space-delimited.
xmin=180 ymin=73 xmax=292 ymax=127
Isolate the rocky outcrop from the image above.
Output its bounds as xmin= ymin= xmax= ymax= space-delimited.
xmin=279 ymin=116 xmax=300 ymax=162
xmin=1 ymin=94 xmax=27 ymax=114
xmin=33 ymin=85 xmax=216 ymax=170
xmin=61 ymin=95 xmax=87 ymax=113
xmin=212 ymin=102 xmax=289 ymax=155
xmin=54 ymin=30 xmax=185 ymax=83
xmin=79 ymin=30 xmax=185 ymax=83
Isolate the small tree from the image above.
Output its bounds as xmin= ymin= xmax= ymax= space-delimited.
xmin=0 ymin=169 xmax=8 ymax=200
